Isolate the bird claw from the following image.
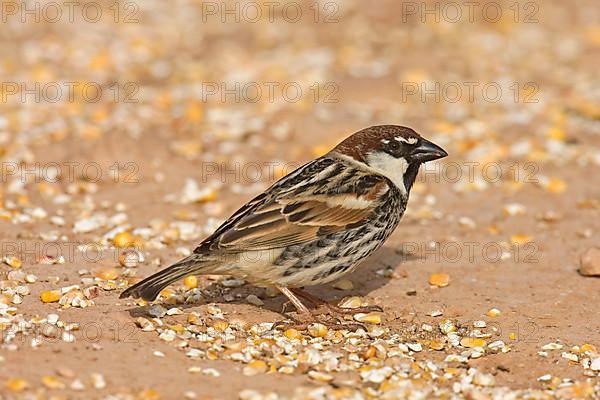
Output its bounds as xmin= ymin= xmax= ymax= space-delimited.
xmin=274 ymin=288 xmax=375 ymax=332
xmin=273 ymin=318 xmax=302 ymax=330
xmin=333 ymin=304 xmax=384 ymax=314
xmin=316 ymin=303 xmax=383 ymax=316
xmin=273 ymin=314 xmax=366 ymax=332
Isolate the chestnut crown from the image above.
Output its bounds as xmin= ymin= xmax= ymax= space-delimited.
xmin=331 ymin=125 xmax=447 ymax=165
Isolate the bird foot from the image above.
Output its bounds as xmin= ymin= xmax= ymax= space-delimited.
xmin=282 ymin=298 xmax=382 ymax=317
xmin=288 ymin=288 xmax=384 ymax=316
xmin=274 ymin=287 xmax=371 ymax=332
xmin=324 ymin=304 xmax=384 ymax=315
xmin=273 ymin=314 xmax=365 ymax=332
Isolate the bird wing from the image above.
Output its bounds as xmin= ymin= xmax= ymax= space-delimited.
xmin=194 ymin=157 xmax=390 ymax=254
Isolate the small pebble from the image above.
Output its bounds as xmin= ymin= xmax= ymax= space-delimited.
xmin=332 ymin=279 xmax=354 ymax=290
xmin=579 ymin=247 xmax=600 ymax=276
xmin=246 ymin=294 xmax=264 ymax=306
xmin=148 ymin=305 xmax=167 ymax=318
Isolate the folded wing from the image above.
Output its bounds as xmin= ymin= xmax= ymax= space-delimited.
xmin=194 ymin=157 xmax=390 ymax=254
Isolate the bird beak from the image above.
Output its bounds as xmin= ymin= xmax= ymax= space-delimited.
xmin=410 ymin=139 xmax=448 ymax=163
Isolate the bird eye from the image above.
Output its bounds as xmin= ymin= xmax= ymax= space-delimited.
xmin=388 ymin=141 xmax=400 ymax=151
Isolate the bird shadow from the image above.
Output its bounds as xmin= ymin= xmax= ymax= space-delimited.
xmin=126 ymin=246 xmax=419 ymax=319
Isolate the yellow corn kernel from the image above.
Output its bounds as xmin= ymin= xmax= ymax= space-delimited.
xmin=486 ymin=308 xmax=502 ymax=317
xmin=113 ymin=232 xmax=134 ymax=248
xmin=6 ymin=378 xmax=29 ymax=392
xmin=138 ymin=389 xmax=161 ymax=400
xmin=97 ymin=268 xmax=119 ymax=280
xmin=460 ymin=337 xmax=486 ymax=348
xmin=284 ymin=328 xmax=302 ymax=340
xmin=332 ymin=279 xmax=354 ymax=290
xmin=545 ymin=178 xmax=567 ymax=194
xmin=212 ymin=321 xmax=229 ymax=332
xmin=185 ymin=101 xmax=204 ymax=123
xmin=429 ymin=340 xmax=445 ymax=351
xmin=3 ymin=256 xmax=22 ymax=269
xmin=187 ymin=313 xmax=202 ymax=325
xmin=338 ymin=296 xmax=362 ymax=309
xmin=546 ymin=127 xmax=566 ymax=141
xmin=510 ymin=234 xmax=533 ymax=245
xmin=41 ymin=375 xmax=65 ymax=389
xmin=168 ymin=324 xmax=185 ymax=334
xmin=429 ymin=273 xmax=450 ymax=287
xmin=40 ymin=290 xmax=61 ymax=303
xmin=183 ymin=276 xmax=198 ymax=289
xmin=353 ymin=312 xmax=382 ymax=324
xmin=580 ymin=344 xmax=597 ymax=354
xmin=243 ymin=360 xmax=267 ymax=376
xmin=307 ymin=323 xmax=329 ymax=338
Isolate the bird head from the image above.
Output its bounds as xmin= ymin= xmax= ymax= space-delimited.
xmin=331 ymin=125 xmax=448 ymax=195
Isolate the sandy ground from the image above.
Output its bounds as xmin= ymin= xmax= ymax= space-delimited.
xmin=1 ymin=0 xmax=600 ymax=399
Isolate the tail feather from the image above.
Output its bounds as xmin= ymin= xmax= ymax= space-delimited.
xmin=120 ymin=255 xmax=205 ymax=301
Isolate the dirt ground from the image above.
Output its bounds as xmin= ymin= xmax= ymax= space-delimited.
xmin=1 ymin=0 xmax=600 ymax=399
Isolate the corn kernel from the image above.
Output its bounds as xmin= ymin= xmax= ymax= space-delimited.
xmin=546 ymin=127 xmax=566 ymax=141
xmin=308 ymin=323 xmax=329 ymax=338
xmin=212 ymin=321 xmax=229 ymax=332
xmin=3 ymin=256 xmax=22 ymax=269
xmin=206 ymin=349 xmax=219 ymax=360
xmin=97 ymin=268 xmax=119 ymax=280
xmin=185 ymin=101 xmax=204 ymax=123
xmin=460 ymin=337 xmax=487 ymax=348
xmin=486 ymin=225 xmax=500 ymax=234
xmin=429 ymin=340 xmax=445 ymax=351
xmin=6 ymin=378 xmax=28 ymax=392
xmin=171 ymin=140 xmax=202 ymax=160
xmin=284 ymin=328 xmax=302 ymax=340
xmin=40 ymin=290 xmax=61 ymax=303
xmin=42 ymin=375 xmax=65 ymax=389
xmin=362 ymin=346 xmax=377 ymax=359
xmin=243 ymin=360 xmax=267 ymax=376
xmin=159 ymin=288 xmax=175 ymax=299
xmin=353 ymin=312 xmax=382 ymax=324
xmin=187 ymin=314 xmax=202 ymax=325
xmin=429 ymin=273 xmax=450 ymax=287
xmin=580 ymin=344 xmax=597 ymax=354
xmin=183 ymin=275 xmax=198 ymax=289
xmin=545 ymin=177 xmax=567 ymax=194
xmin=118 ymin=249 xmax=142 ymax=267
xmin=113 ymin=232 xmax=135 ymax=248
xmin=168 ymin=324 xmax=185 ymax=334
xmin=486 ymin=308 xmax=502 ymax=317
xmin=308 ymin=370 xmax=333 ymax=382
xmin=338 ymin=296 xmax=362 ymax=309
xmin=199 ymin=188 xmax=218 ymax=202
xmin=439 ymin=319 xmax=457 ymax=334
xmin=332 ymin=279 xmax=354 ymax=290
xmin=138 ymin=389 xmax=161 ymax=400
xmin=510 ymin=234 xmax=533 ymax=245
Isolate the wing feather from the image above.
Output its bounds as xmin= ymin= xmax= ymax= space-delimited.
xmin=195 ymin=157 xmax=391 ymax=254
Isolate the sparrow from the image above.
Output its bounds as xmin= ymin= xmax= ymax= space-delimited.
xmin=120 ymin=125 xmax=447 ymax=325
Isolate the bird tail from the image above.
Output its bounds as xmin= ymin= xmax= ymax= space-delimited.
xmin=120 ymin=255 xmax=209 ymax=301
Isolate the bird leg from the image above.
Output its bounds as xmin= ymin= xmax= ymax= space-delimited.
xmin=291 ymin=288 xmax=383 ymax=315
xmin=277 ymin=286 xmax=312 ymax=316
xmin=274 ymin=286 xmax=365 ymax=331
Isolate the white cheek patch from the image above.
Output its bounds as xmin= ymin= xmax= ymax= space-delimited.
xmin=365 ymin=152 xmax=408 ymax=196
xmin=395 ymin=136 xmax=418 ymax=145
